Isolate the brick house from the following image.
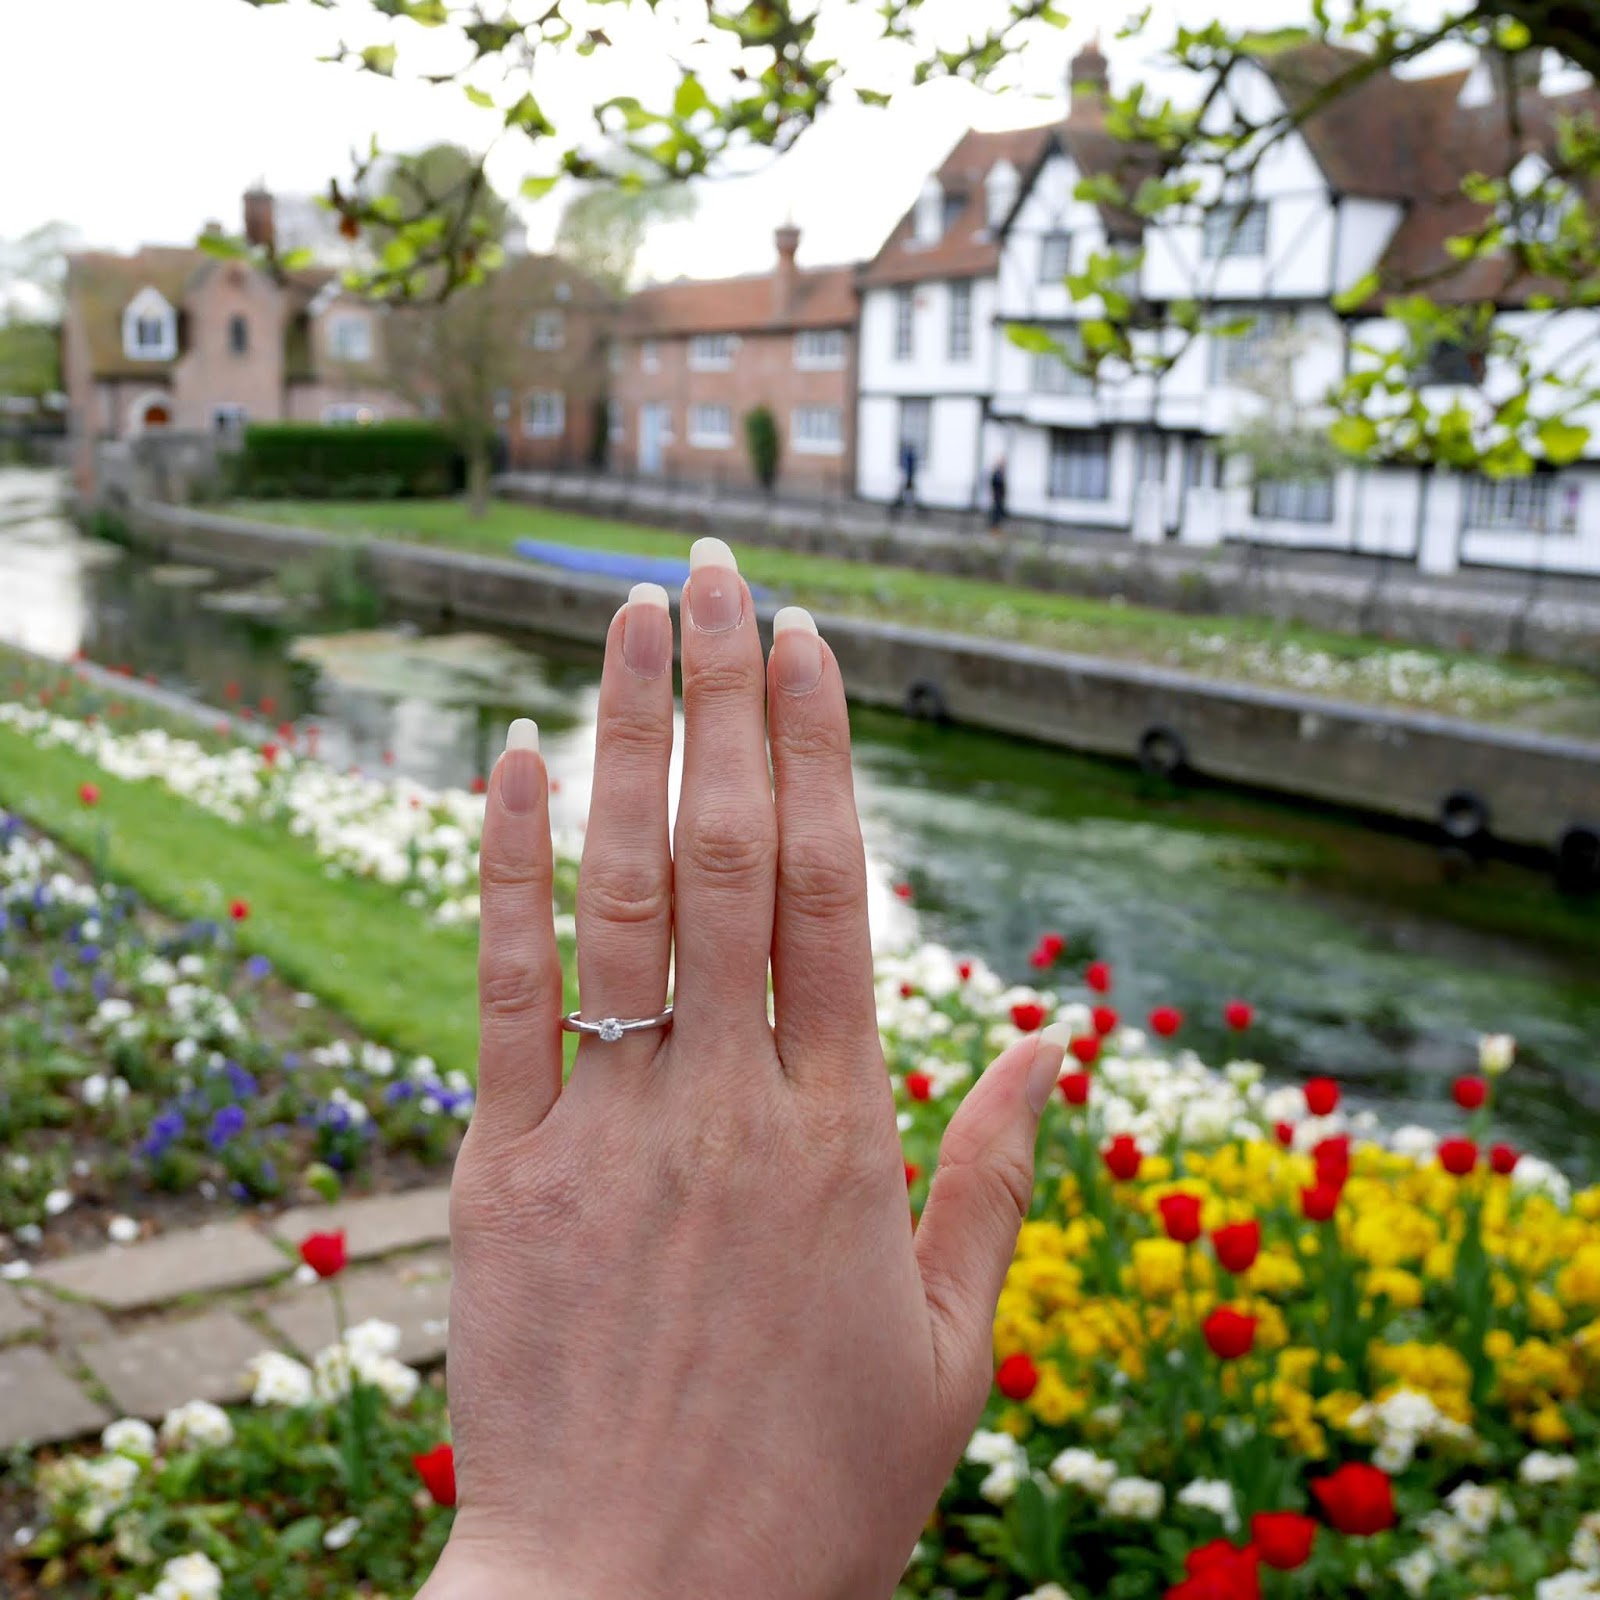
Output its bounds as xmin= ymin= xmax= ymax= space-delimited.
xmin=612 ymin=227 xmax=859 ymax=495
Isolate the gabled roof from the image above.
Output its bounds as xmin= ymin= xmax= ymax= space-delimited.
xmin=623 ymin=262 xmax=857 ymax=337
xmin=65 ymin=248 xmax=206 ymax=378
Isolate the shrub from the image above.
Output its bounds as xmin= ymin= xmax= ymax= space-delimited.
xmin=743 ymin=405 xmax=780 ymax=492
xmin=233 ymin=424 xmax=462 ymax=500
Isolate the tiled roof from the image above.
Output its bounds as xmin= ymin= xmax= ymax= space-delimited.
xmin=65 ymin=248 xmax=206 ymax=378
xmin=623 ymin=262 xmax=857 ymax=336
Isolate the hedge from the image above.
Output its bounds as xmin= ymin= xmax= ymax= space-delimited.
xmin=232 ymin=422 xmax=463 ymax=499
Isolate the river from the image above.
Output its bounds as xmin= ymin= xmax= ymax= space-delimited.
xmin=4 ymin=468 xmax=1598 ymax=1168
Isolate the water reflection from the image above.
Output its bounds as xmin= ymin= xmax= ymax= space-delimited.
xmin=2 ymin=470 xmax=1598 ymax=1170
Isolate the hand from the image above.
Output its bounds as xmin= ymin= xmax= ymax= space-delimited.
xmin=423 ymin=539 xmax=1067 ymax=1600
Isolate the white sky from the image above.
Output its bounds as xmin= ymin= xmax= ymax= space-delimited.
xmin=0 ymin=0 xmax=1458 ymax=287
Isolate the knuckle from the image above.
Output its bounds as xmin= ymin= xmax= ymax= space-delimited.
xmin=478 ymin=952 xmax=555 ymax=1022
xmin=580 ymin=852 xmax=671 ymax=929
xmin=683 ymin=654 xmax=761 ymax=710
xmin=776 ymin=714 xmax=853 ymax=767
xmin=935 ymin=1128 xmax=1035 ymax=1229
xmin=780 ymin=837 xmax=866 ymax=922
xmin=598 ymin=705 xmax=669 ymax=767
xmin=479 ymin=852 xmax=550 ymax=898
xmin=678 ymin=804 xmax=777 ymax=885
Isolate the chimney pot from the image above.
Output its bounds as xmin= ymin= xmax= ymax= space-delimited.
xmin=243 ymin=188 xmax=276 ymax=251
xmin=773 ymin=223 xmax=801 ymax=319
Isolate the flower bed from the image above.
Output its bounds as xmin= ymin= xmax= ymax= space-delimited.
xmin=12 ymin=937 xmax=1599 ymax=1600
xmin=0 ymin=813 xmax=470 ymax=1260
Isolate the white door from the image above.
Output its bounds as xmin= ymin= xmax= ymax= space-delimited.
xmin=639 ymin=404 xmax=667 ymax=475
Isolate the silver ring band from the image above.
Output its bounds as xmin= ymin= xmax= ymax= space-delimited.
xmin=561 ymin=1006 xmax=674 ymax=1043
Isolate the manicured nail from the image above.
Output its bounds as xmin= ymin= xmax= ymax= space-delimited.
xmin=623 ymin=582 xmax=672 ymax=679
xmin=1025 ymin=1034 xmax=1068 ymax=1114
xmin=685 ymin=537 xmax=742 ymax=633
xmin=499 ymin=718 xmax=541 ymax=814
xmin=1040 ymin=1021 xmax=1076 ymax=1051
xmin=772 ymin=606 xmax=822 ymax=695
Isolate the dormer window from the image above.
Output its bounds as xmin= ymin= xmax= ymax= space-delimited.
xmin=122 ymin=287 xmax=177 ymax=361
xmin=914 ymin=178 xmax=945 ymax=246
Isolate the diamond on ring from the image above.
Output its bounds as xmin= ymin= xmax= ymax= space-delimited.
xmin=597 ymin=1018 xmax=624 ymax=1043
xmin=560 ymin=1006 xmax=674 ymax=1041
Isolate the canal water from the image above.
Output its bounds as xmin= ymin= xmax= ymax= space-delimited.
xmin=4 ymin=470 xmax=1599 ymax=1169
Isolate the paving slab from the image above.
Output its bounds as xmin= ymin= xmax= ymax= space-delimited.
xmin=269 ymin=1187 xmax=451 ymax=1264
xmin=0 ymin=1281 xmax=41 ymax=1344
xmin=32 ymin=1222 xmax=288 ymax=1310
xmin=78 ymin=1310 xmax=266 ymax=1419
xmin=263 ymin=1248 xmax=452 ymax=1366
xmin=0 ymin=1345 xmax=110 ymax=1448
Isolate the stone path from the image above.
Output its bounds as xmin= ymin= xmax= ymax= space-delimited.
xmin=0 ymin=1186 xmax=453 ymax=1450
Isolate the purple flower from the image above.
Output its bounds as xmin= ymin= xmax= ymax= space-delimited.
xmin=50 ymin=962 xmax=71 ymax=993
xmin=281 ymin=1051 xmax=301 ymax=1072
xmin=244 ymin=954 xmax=271 ymax=981
xmin=142 ymin=1109 xmax=186 ymax=1160
xmin=207 ymin=1104 xmax=247 ymax=1150
xmin=383 ymin=1081 xmax=416 ymax=1105
xmin=224 ymin=1062 xmax=259 ymax=1100
xmin=79 ymin=944 xmax=100 ymax=964
xmin=91 ymin=972 xmax=111 ymax=1002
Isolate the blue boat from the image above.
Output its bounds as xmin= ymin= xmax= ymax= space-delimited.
xmin=513 ymin=538 xmax=770 ymax=600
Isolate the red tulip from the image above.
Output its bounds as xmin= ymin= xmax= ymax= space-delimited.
xmin=1158 ymin=1192 xmax=1203 ymax=1244
xmin=229 ymin=898 xmax=250 ymax=922
xmin=260 ymin=742 xmax=280 ymax=766
xmin=1211 ymin=1219 xmax=1261 ymax=1275
xmin=1059 ymin=1072 xmax=1091 ymax=1105
xmin=1452 ymin=1075 xmax=1487 ymax=1111
xmin=956 ymin=960 xmax=973 ymax=982
xmin=1438 ymin=1137 xmax=1478 ymax=1176
xmin=1223 ymin=998 xmax=1255 ymax=1031
xmin=1202 ymin=1305 xmax=1257 ymax=1360
xmin=1312 ymin=1135 xmax=1350 ymax=1187
xmin=223 ymin=680 xmax=241 ymax=701
xmin=470 ymin=774 xmax=488 ymax=795
xmin=1038 ymin=931 xmax=1065 ymax=960
xmin=904 ymin=1161 xmax=920 ymax=1187
xmin=1102 ymin=1133 xmax=1142 ymax=1182
xmin=78 ymin=782 xmax=100 ymax=807
xmin=1251 ymin=1511 xmax=1317 ymax=1571
xmin=892 ymin=881 xmax=913 ymax=901
xmin=1273 ymin=1121 xmax=1294 ymax=1147
xmin=1010 ymin=1001 xmax=1047 ymax=1032
xmin=1301 ymin=1181 xmax=1342 ymax=1222
xmin=1028 ymin=946 xmax=1052 ymax=971
xmin=994 ymin=1352 xmax=1038 ymax=1401
xmin=1303 ymin=1077 xmax=1340 ymax=1117
xmin=1149 ymin=1005 xmax=1183 ymax=1037
xmin=259 ymin=695 xmax=277 ymax=716
xmin=1166 ymin=1543 xmax=1260 ymax=1600
xmin=1092 ymin=1005 xmax=1119 ymax=1037
xmin=1069 ymin=1035 xmax=1101 ymax=1066
xmin=382 ymin=749 xmax=396 ymax=766
xmin=1490 ymin=1142 xmax=1520 ymax=1176
xmin=299 ymin=1230 xmax=347 ymax=1278
xmin=1310 ymin=1462 xmax=1395 ymax=1536
xmin=899 ymin=982 xmax=915 ymax=999
xmin=903 ymin=1072 xmax=932 ymax=1103
xmin=413 ymin=1442 xmax=457 ymax=1506
xmin=1085 ymin=960 xmax=1112 ymax=994
xmin=277 ymin=721 xmax=295 ymax=742
xmin=215 ymin=720 xmax=231 ymax=737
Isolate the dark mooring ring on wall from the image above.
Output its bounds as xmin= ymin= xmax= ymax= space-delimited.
xmin=1137 ymin=724 xmax=1189 ymax=780
xmin=903 ymin=679 xmax=949 ymax=723
xmin=1556 ymin=824 xmax=1600 ymax=896
xmin=1438 ymin=788 xmax=1492 ymax=845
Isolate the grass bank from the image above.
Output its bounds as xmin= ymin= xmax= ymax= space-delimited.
xmin=231 ymin=497 xmax=1600 ymax=736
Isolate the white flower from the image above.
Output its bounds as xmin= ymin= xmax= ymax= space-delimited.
xmin=313 ymin=1342 xmax=357 ymax=1402
xmin=1048 ymin=1448 xmax=1118 ymax=1497
xmin=147 ymin=1550 xmax=224 ymax=1600
xmin=1373 ymin=1434 xmax=1416 ymax=1474
xmin=81 ymin=1072 xmax=110 ymax=1106
xmin=1104 ymin=1477 xmax=1165 ymax=1520
xmin=1419 ymin=1510 xmax=1474 ymax=1564
xmin=1393 ymin=1548 xmax=1438 ymax=1598
xmin=965 ymin=1429 xmax=1023 ymax=1468
xmin=344 ymin=1318 xmax=402 ymax=1362
xmin=107 ymin=1215 xmax=140 ymax=1244
xmin=244 ymin=1351 xmax=315 ymax=1408
xmin=101 ymin=1418 xmax=157 ymax=1460
xmin=1 ymin=1261 xmax=31 ymax=1280
xmin=360 ymin=1354 xmax=420 ymax=1407
xmin=159 ymin=1400 xmax=234 ymax=1451
xmin=977 ymin=1455 xmax=1028 ymax=1504
xmin=43 ymin=1188 xmax=73 ymax=1217
xmin=1177 ymin=1477 xmax=1239 ymax=1532
xmin=323 ymin=1515 xmax=361 ymax=1550
xmin=1520 ymin=1450 xmax=1579 ymax=1485
xmin=1445 ymin=1482 xmax=1509 ymax=1536
xmin=1479 ymin=1034 xmax=1516 ymax=1076
xmin=1023 ymin=1587 xmax=1076 ymax=1600
xmin=1570 ymin=1513 xmax=1600 ymax=1570
xmin=1537 ymin=1574 xmax=1600 ymax=1600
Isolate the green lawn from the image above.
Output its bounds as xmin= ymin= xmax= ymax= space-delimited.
xmin=232 ymin=497 xmax=1600 ymax=734
xmin=0 ymin=723 xmax=485 ymax=1076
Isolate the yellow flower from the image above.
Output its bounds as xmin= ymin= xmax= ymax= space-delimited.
xmin=1028 ymin=1364 xmax=1087 ymax=1427
xmin=1130 ymin=1238 xmax=1188 ymax=1302
xmin=1556 ymin=1243 xmax=1600 ymax=1312
xmin=1371 ymin=1341 xmax=1473 ymax=1422
xmin=1363 ymin=1269 xmax=1424 ymax=1310
xmin=1530 ymin=1405 xmax=1573 ymax=1445
xmin=1244 ymin=1250 xmax=1305 ymax=1299
xmin=1529 ymin=1290 xmax=1566 ymax=1334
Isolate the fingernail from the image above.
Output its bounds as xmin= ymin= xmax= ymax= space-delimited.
xmin=1040 ymin=1021 xmax=1075 ymax=1051
xmin=772 ymin=606 xmax=822 ymax=694
xmin=685 ymin=537 xmax=742 ymax=633
xmin=1025 ymin=1034 xmax=1068 ymax=1115
xmin=623 ymin=582 xmax=672 ymax=679
xmin=499 ymin=718 xmax=541 ymax=814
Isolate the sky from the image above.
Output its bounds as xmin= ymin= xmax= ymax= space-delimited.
xmin=0 ymin=0 xmax=1453 ymax=290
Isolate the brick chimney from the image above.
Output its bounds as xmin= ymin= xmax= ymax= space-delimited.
xmin=773 ymin=222 xmax=801 ymax=318
xmin=243 ymin=187 xmax=276 ymax=251
xmin=1068 ymin=39 xmax=1109 ymax=104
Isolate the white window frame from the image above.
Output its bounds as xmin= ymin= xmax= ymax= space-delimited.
xmin=212 ymin=403 xmax=248 ymax=435
xmin=1047 ymin=430 xmax=1111 ymax=501
xmin=947 ymin=281 xmax=973 ymax=362
xmin=689 ymin=334 xmax=737 ymax=371
xmin=791 ymin=405 xmax=844 ymax=455
xmin=687 ymin=402 xmax=734 ymax=449
xmin=327 ymin=312 xmax=374 ymax=363
xmin=522 ymin=391 xmax=566 ymax=439
xmin=794 ymin=328 xmax=846 ymax=370
xmin=1463 ymin=473 xmax=1554 ymax=532
xmin=1208 ymin=313 xmax=1279 ymax=386
xmin=1038 ymin=231 xmax=1073 ymax=284
xmin=1202 ymin=201 xmax=1268 ymax=260
xmin=1031 ymin=327 xmax=1093 ymax=396
xmin=1253 ymin=476 xmax=1335 ymax=524
xmin=528 ymin=310 xmax=566 ymax=350
xmin=641 ymin=339 xmax=660 ymax=373
xmin=892 ymin=287 xmax=915 ymax=361
xmin=322 ymin=403 xmax=382 ymax=424
xmin=121 ymin=287 xmax=177 ymax=362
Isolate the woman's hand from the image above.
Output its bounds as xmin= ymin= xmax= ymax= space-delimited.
xmin=424 ymin=539 xmax=1066 ymax=1600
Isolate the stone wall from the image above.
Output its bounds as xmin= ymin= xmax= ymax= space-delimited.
xmin=123 ymin=501 xmax=1600 ymax=861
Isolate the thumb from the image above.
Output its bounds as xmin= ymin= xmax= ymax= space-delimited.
xmin=913 ymin=1027 xmax=1068 ymax=1433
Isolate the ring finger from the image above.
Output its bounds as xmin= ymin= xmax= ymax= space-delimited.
xmin=571 ymin=582 xmax=677 ymax=1075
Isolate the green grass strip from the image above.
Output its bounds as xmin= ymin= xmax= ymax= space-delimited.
xmin=0 ymin=723 xmax=483 ymax=1076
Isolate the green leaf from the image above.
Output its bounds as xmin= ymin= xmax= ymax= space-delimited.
xmin=1329 ymin=415 xmax=1379 ymax=455
xmin=1332 ymin=272 xmax=1381 ymax=313
xmin=197 ymin=233 xmax=247 ymax=260
xmin=277 ymin=1515 xmax=325 ymax=1554
xmin=360 ymin=44 xmax=397 ymax=76
xmin=1007 ymin=324 xmax=1064 ymax=355
xmin=673 ymin=74 xmax=710 ymax=120
xmin=463 ymin=85 xmax=494 ymax=109
xmin=504 ymin=93 xmax=554 ymax=136
xmin=1537 ymin=418 xmax=1589 ymax=465
xmin=520 ymin=175 xmax=560 ymax=202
